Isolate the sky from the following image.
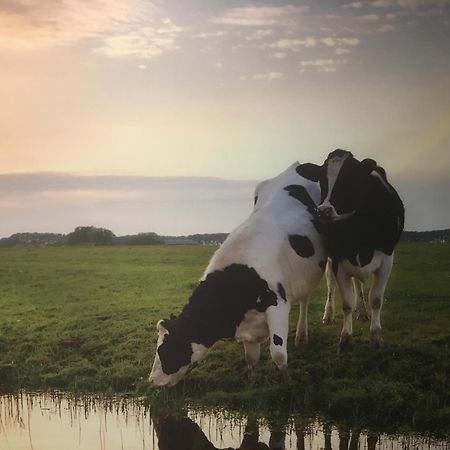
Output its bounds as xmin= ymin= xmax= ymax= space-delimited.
xmin=0 ymin=0 xmax=449 ymax=236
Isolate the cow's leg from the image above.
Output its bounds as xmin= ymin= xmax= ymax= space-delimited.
xmin=369 ymin=255 xmax=393 ymax=347
xmin=295 ymin=296 xmax=309 ymax=345
xmin=336 ymin=268 xmax=355 ymax=351
xmin=353 ymin=278 xmax=369 ymax=322
xmin=266 ymin=299 xmax=291 ymax=381
xmin=322 ymin=261 xmax=336 ymax=325
xmin=243 ymin=341 xmax=261 ymax=381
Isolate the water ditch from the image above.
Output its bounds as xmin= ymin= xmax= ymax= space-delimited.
xmin=0 ymin=391 xmax=448 ymax=450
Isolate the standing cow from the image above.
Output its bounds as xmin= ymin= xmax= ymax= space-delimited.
xmin=298 ymin=149 xmax=404 ymax=350
xmin=149 ymin=162 xmax=326 ymax=387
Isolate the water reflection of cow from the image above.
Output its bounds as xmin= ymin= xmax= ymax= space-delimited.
xmin=152 ymin=413 xmax=284 ymax=450
xmin=151 ymin=411 xmax=378 ymax=450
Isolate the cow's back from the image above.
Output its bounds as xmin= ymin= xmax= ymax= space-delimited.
xmin=203 ymin=165 xmax=326 ymax=303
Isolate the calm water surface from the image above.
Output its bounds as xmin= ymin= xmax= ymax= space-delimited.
xmin=0 ymin=392 xmax=448 ymax=450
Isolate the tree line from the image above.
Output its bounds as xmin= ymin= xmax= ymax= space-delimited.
xmin=0 ymin=227 xmax=228 ymax=247
xmin=0 ymin=227 xmax=448 ymax=247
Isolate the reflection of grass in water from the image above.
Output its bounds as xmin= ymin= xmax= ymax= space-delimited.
xmin=0 ymin=244 xmax=449 ymax=436
xmin=1 ymin=392 xmax=448 ymax=449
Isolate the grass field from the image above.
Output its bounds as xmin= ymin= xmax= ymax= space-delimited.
xmin=0 ymin=243 xmax=449 ymax=434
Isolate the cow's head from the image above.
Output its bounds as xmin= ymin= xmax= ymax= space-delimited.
xmin=298 ymin=149 xmax=377 ymax=221
xmin=149 ymin=317 xmax=208 ymax=387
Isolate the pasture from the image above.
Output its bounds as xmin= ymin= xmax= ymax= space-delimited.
xmin=0 ymin=243 xmax=449 ymax=434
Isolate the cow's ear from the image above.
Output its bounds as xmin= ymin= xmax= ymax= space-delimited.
xmin=360 ymin=158 xmax=377 ymax=174
xmin=296 ymin=163 xmax=323 ymax=182
xmin=157 ymin=320 xmax=169 ymax=333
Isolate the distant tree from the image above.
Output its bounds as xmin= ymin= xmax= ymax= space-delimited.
xmin=0 ymin=232 xmax=65 ymax=247
xmin=66 ymin=226 xmax=115 ymax=245
xmin=127 ymin=232 xmax=164 ymax=245
xmin=162 ymin=233 xmax=228 ymax=244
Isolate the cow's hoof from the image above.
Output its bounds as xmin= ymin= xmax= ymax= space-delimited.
xmin=295 ymin=332 xmax=308 ymax=346
xmin=356 ymin=310 xmax=369 ymax=322
xmin=370 ymin=329 xmax=384 ymax=348
xmin=247 ymin=367 xmax=257 ymax=384
xmin=322 ymin=315 xmax=335 ymax=325
xmin=338 ymin=334 xmax=353 ymax=353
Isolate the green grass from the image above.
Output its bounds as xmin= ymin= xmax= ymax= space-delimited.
xmin=0 ymin=243 xmax=449 ymax=435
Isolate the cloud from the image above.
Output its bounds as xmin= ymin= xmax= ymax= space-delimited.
xmin=370 ymin=0 xmax=449 ymax=7
xmin=342 ymin=2 xmax=365 ymax=8
xmin=246 ymin=29 xmax=275 ymax=41
xmin=359 ymin=14 xmax=381 ymax=21
xmin=300 ymin=59 xmax=336 ymax=67
xmin=371 ymin=0 xmax=448 ymax=9
xmin=272 ymin=37 xmax=317 ymax=50
xmin=371 ymin=0 xmax=393 ymax=6
xmin=0 ymin=0 xmax=153 ymax=49
xmin=0 ymin=0 xmax=183 ymax=61
xmin=193 ymin=31 xmax=226 ymax=38
xmin=273 ymin=52 xmax=287 ymax=59
xmin=336 ymin=47 xmax=351 ymax=55
xmin=94 ymin=21 xmax=182 ymax=60
xmin=252 ymin=72 xmax=283 ymax=81
xmin=320 ymin=37 xmax=360 ymax=47
xmin=213 ymin=5 xmax=309 ymax=27
xmin=299 ymin=58 xmax=346 ymax=73
xmin=377 ymin=23 xmax=395 ymax=31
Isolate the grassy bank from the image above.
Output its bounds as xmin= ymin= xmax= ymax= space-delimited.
xmin=0 ymin=244 xmax=449 ymax=435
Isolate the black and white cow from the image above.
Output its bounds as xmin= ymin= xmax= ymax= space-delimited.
xmin=149 ymin=162 xmax=326 ymax=387
xmin=299 ymin=149 xmax=404 ymax=350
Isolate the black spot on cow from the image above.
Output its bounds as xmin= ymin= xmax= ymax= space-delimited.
xmin=273 ymin=334 xmax=283 ymax=346
xmin=157 ymin=264 xmax=278 ymax=375
xmin=319 ymin=151 xmax=404 ymax=271
xmin=277 ymin=282 xmax=287 ymax=301
xmin=296 ymin=163 xmax=322 ymax=182
xmin=319 ymin=260 xmax=326 ymax=270
xmin=358 ymin=248 xmax=374 ymax=267
xmin=254 ymin=195 xmax=258 ymax=205
xmin=157 ymin=333 xmax=193 ymax=375
xmin=284 ymin=184 xmax=325 ymax=234
xmin=284 ymin=184 xmax=317 ymax=212
xmin=289 ymin=235 xmax=315 ymax=258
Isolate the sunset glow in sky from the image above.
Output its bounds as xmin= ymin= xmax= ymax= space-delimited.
xmin=1 ymin=0 xmax=449 ymax=235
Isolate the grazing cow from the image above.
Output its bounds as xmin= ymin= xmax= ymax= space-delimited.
xmin=298 ymin=149 xmax=404 ymax=349
xmin=149 ymin=162 xmax=326 ymax=387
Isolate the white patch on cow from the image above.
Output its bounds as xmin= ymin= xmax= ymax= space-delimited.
xmin=149 ymin=341 xmax=209 ymax=388
xmin=235 ymin=310 xmax=269 ymax=343
xmin=339 ymin=251 xmax=386 ymax=283
xmin=191 ymin=342 xmax=208 ymax=363
xmin=370 ymin=170 xmax=391 ymax=192
xmin=323 ymin=152 xmax=350 ymax=204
